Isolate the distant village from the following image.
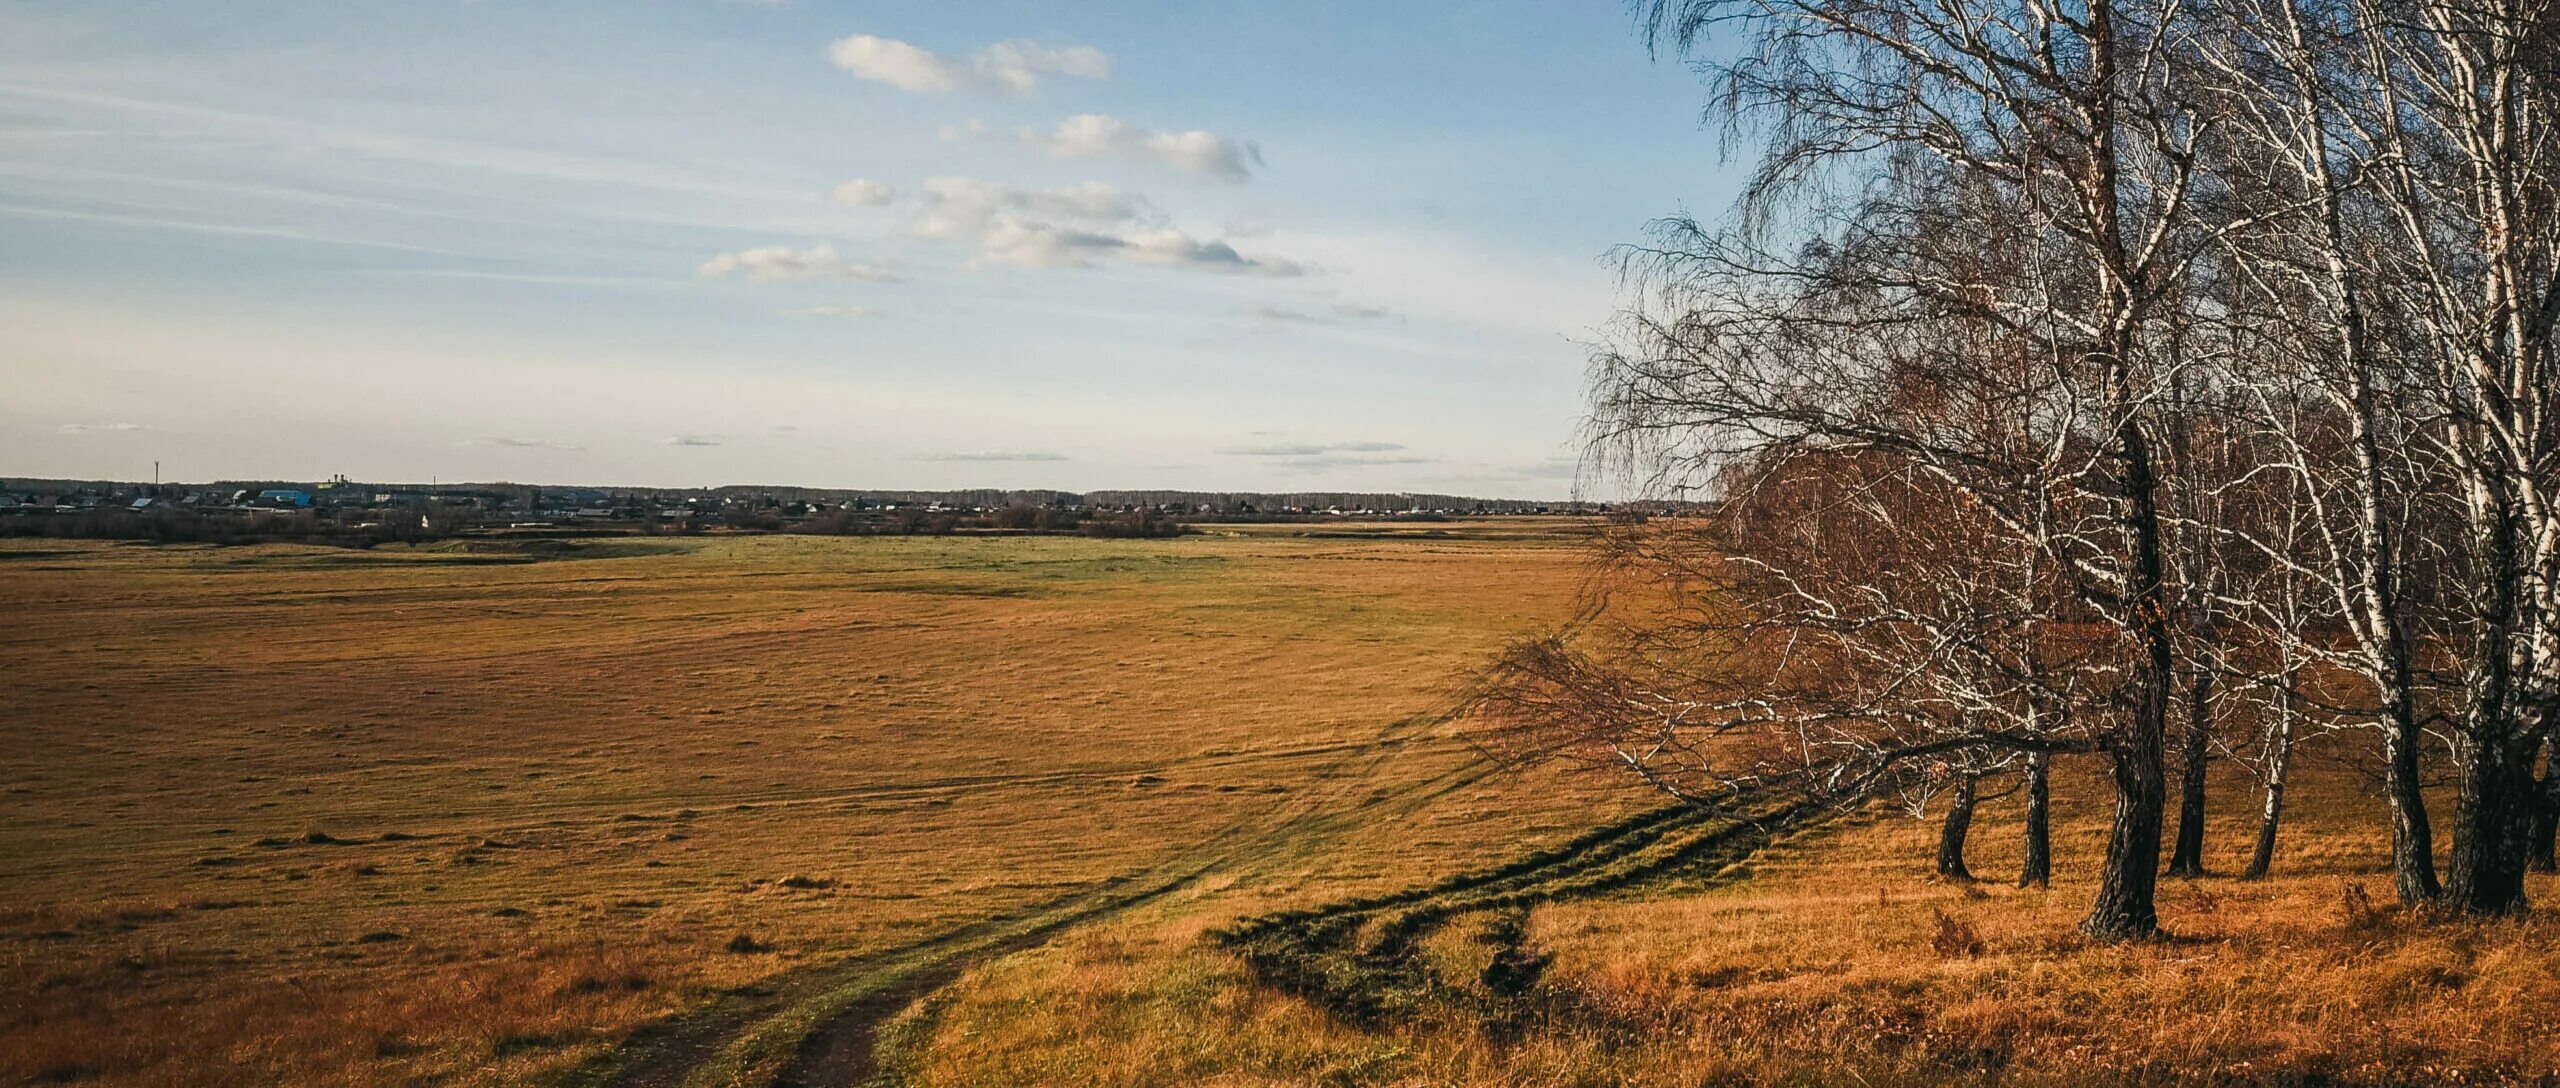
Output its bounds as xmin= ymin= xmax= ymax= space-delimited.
xmin=0 ymin=474 xmax=1651 ymax=545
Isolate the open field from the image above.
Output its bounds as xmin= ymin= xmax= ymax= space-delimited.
xmin=905 ymin=759 xmax=2560 ymax=1087
xmin=0 ymin=525 xmax=1646 ymax=1086
xmin=10 ymin=524 xmax=2560 ymax=1087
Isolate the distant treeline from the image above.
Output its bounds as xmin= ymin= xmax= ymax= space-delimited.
xmin=0 ymin=508 xmax=445 ymax=548
xmin=771 ymin=504 xmax=1187 ymax=539
xmin=2 ymin=503 xmax=1188 ymax=547
xmin=3 ymin=479 xmax=1588 ymax=514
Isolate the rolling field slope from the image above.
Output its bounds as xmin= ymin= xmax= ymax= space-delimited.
xmin=16 ymin=525 xmax=2560 ymax=1088
xmin=0 ymin=526 xmax=1647 ymax=1087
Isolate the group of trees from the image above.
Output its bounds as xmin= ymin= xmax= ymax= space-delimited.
xmin=797 ymin=503 xmax=1187 ymax=538
xmin=1480 ymin=0 xmax=2555 ymax=938
xmin=0 ymin=505 xmax=466 ymax=547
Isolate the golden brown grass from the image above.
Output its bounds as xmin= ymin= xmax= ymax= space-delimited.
xmin=19 ymin=525 xmax=2544 ymax=1086
xmin=0 ymin=526 xmax=1630 ymax=1087
xmin=905 ymin=758 xmax=2560 ymax=1087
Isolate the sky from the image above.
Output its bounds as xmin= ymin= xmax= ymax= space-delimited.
xmin=0 ymin=1 xmax=1739 ymax=497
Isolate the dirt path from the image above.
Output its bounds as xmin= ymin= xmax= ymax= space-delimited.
xmin=771 ymin=870 xmax=1203 ymax=1088
xmin=563 ymin=707 xmax=1484 ymax=1088
xmin=1214 ymin=789 xmax=1819 ymax=1026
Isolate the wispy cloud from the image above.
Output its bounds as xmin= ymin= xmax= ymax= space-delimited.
xmin=826 ymin=35 xmax=1109 ymax=95
xmin=57 ymin=422 xmax=147 ymax=434
xmin=965 ymin=222 xmax=1300 ymax=275
xmin=470 ymin=436 xmax=584 ymax=451
xmin=913 ymin=176 xmax=1156 ymax=237
xmin=1237 ymin=302 xmax=1397 ymax=327
xmin=1275 ymin=454 xmax=1434 ymax=472
xmin=827 ymin=178 xmax=894 ymax=206
xmin=1220 ymin=440 xmax=1407 ymax=456
xmin=696 ymin=243 xmax=895 ymax=283
xmin=913 ymin=449 xmax=1069 ymax=462
xmin=953 ymin=114 xmax=1261 ymax=183
xmin=790 ymin=304 xmax=884 ymax=319
xmin=1218 ymin=439 xmax=1429 ymax=472
xmin=664 ymin=434 xmax=723 ymax=447
xmin=907 ymin=176 xmax=1298 ymax=275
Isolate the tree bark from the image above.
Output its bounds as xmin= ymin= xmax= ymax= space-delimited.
xmin=2531 ymin=736 xmax=2557 ymax=873
xmin=2086 ymin=421 xmax=2172 ymax=941
xmin=2447 ymin=731 xmax=2538 ymax=914
xmin=2383 ymin=672 xmax=2442 ymax=904
xmin=2020 ymin=751 xmax=2052 ymax=888
xmin=2242 ymin=715 xmax=2292 ymax=881
xmin=1937 ymin=774 xmax=1980 ymax=881
xmin=2168 ymin=667 xmax=2214 ymax=876
xmin=2445 ymin=491 xmax=2541 ymax=915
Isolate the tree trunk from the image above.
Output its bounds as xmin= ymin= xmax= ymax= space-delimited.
xmin=2085 ymin=418 xmax=2172 ymax=941
xmin=2242 ymin=716 xmax=2292 ymax=881
xmin=1937 ymin=774 xmax=1980 ymax=881
xmin=2447 ymin=731 xmax=2537 ymax=915
xmin=2383 ymin=681 xmax=2442 ymax=904
xmin=2168 ymin=667 xmax=2214 ymax=876
xmin=2447 ymin=497 xmax=2536 ymax=916
xmin=2020 ymin=751 xmax=2052 ymax=888
xmin=2530 ymin=736 xmax=2557 ymax=873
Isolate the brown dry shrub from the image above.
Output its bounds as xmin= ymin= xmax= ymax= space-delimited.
xmin=1930 ymin=909 xmax=1985 ymax=959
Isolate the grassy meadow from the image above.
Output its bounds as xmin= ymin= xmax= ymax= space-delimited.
xmin=8 ymin=524 xmax=2560 ymax=1087
xmin=0 ymin=525 xmax=1645 ymax=1086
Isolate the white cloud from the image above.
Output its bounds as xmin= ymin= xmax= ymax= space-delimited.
xmin=665 ymin=435 xmax=723 ymax=447
xmin=1275 ymin=453 xmax=1434 ymax=472
xmin=1120 ymin=229 xmax=1301 ymax=274
xmin=906 ymin=177 xmax=1298 ymax=276
xmin=791 ymin=304 xmax=884 ymax=319
xmin=472 ymin=436 xmax=584 ymax=451
xmin=974 ymin=220 xmax=1133 ymax=269
xmin=968 ymin=221 xmax=1300 ymax=275
xmin=913 ymin=176 xmax=1153 ymax=239
xmin=970 ymin=114 xmax=1261 ymax=183
xmin=828 ymin=178 xmax=894 ymax=206
xmin=826 ymin=35 xmax=1109 ymax=95
xmin=1237 ymin=302 xmax=1396 ymax=326
xmin=914 ymin=449 xmax=1069 ymax=462
xmin=973 ymin=39 xmax=1111 ymax=92
xmin=696 ymin=243 xmax=894 ymax=283
xmin=1027 ymin=113 xmax=1129 ymax=159
xmin=826 ymin=35 xmax=970 ymax=94
xmin=1221 ymin=441 xmax=1408 ymax=456
xmin=1142 ymin=129 xmax=1258 ymax=183
xmin=57 ymin=422 xmax=147 ymax=434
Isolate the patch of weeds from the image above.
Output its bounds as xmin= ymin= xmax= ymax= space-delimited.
xmin=2337 ymin=880 xmax=2389 ymax=933
xmin=492 ymin=1031 xmax=567 ymax=1057
xmin=1931 ymin=909 xmax=1985 ymax=959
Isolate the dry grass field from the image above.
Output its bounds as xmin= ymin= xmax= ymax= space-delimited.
xmin=9 ymin=524 xmax=2560 ymax=1087
xmin=0 ymin=525 xmax=1645 ymax=1087
xmin=904 ymin=757 xmax=2560 ymax=1087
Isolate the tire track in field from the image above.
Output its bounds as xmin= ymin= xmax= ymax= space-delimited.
xmin=1211 ymin=789 xmax=1817 ymax=1027
xmin=563 ymin=704 xmax=1487 ymax=1088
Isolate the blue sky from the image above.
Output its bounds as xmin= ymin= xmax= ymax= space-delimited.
xmin=0 ymin=1 xmax=1736 ymax=496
